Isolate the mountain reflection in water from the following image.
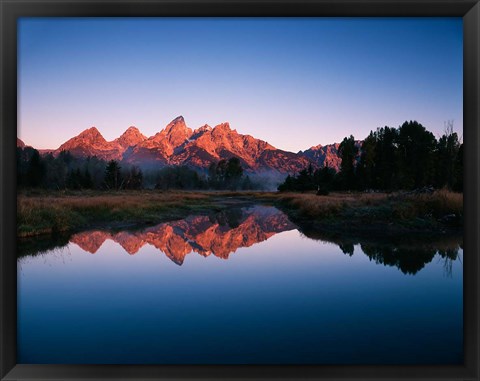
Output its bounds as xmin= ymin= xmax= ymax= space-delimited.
xmin=17 ymin=205 xmax=463 ymax=364
xmin=19 ymin=205 xmax=462 ymax=275
xmin=70 ymin=206 xmax=296 ymax=265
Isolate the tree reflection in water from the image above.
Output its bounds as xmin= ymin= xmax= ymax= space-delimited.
xmin=18 ymin=205 xmax=462 ymax=275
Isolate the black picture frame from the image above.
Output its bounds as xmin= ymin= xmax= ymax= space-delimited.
xmin=1 ymin=1 xmax=479 ymax=380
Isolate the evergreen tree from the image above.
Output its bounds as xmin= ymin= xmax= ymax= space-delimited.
xmin=66 ymin=169 xmax=80 ymax=190
xmin=373 ymin=126 xmax=398 ymax=190
xmin=208 ymin=162 xmax=219 ymax=189
xmin=82 ymin=167 xmax=94 ymax=189
xmin=396 ymin=121 xmax=436 ymax=189
xmin=435 ymin=122 xmax=460 ymax=189
xmin=452 ymin=143 xmax=463 ymax=192
xmin=26 ymin=149 xmax=45 ymax=187
xmin=225 ymin=157 xmax=244 ymax=189
xmin=124 ymin=166 xmax=143 ymax=189
xmin=356 ymin=131 xmax=376 ymax=190
xmin=314 ymin=165 xmax=336 ymax=194
xmin=17 ymin=147 xmax=27 ymax=187
xmin=104 ymin=160 xmax=123 ymax=190
xmin=338 ymin=135 xmax=358 ymax=190
xmin=296 ymin=168 xmax=314 ymax=191
xmin=208 ymin=158 xmax=244 ymax=190
xmin=278 ymin=174 xmax=295 ymax=192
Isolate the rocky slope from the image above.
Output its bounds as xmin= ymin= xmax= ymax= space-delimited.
xmin=115 ymin=126 xmax=147 ymax=148
xmin=56 ymin=127 xmax=124 ymax=161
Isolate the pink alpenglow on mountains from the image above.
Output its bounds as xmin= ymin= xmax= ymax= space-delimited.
xmin=25 ymin=116 xmax=348 ymax=173
xmin=115 ymin=126 xmax=147 ymax=148
xmin=299 ymin=140 xmax=362 ymax=171
xmin=56 ymin=126 xmax=125 ymax=161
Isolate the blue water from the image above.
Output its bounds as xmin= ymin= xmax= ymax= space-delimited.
xmin=17 ymin=206 xmax=463 ymax=364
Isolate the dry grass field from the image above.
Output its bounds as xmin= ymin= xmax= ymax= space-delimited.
xmin=17 ymin=190 xmax=212 ymax=237
xmin=17 ymin=189 xmax=463 ymax=237
xmin=275 ymin=189 xmax=462 ymax=219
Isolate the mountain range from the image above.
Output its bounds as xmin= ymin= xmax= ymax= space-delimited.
xmin=18 ymin=116 xmax=354 ymax=173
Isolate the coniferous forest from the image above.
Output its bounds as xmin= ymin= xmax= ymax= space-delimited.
xmin=17 ymin=149 xmax=255 ymax=191
xmin=278 ymin=121 xmax=462 ymax=193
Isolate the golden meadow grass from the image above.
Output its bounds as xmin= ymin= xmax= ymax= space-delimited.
xmin=17 ymin=190 xmax=211 ymax=237
xmin=17 ymin=189 xmax=463 ymax=237
xmin=275 ymin=189 xmax=463 ymax=226
xmin=274 ymin=192 xmax=387 ymax=218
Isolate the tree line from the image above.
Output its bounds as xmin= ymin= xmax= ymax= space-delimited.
xmin=17 ymin=148 xmax=255 ymax=191
xmin=147 ymin=157 xmax=254 ymax=190
xmin=278 ymin=121 xmax=463 ymax=193
xmin=17 ymin=120 xmax=463 ymax=193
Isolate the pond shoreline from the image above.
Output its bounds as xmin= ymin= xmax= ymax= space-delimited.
xmin=17 ymin=198 xmax=463 ymax=276
xmin=17 ymin=189 xmax=463 ymax=239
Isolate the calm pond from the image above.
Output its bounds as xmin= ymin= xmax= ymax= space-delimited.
xmin=17 ymin=205 xmax=463 ymax=364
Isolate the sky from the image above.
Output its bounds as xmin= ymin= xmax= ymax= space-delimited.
xmin=18 ymin=17 xmax=463 ymax=152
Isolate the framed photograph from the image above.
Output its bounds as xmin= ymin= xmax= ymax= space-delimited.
xmin=1 ymin=1 xmax=479 ymax=380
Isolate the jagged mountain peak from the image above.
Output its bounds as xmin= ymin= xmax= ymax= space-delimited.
xmin=116 ymin=126 xmax=147 ymax=147
xmin=62 ymin=126 xmax=107 ymax=145
xmin=123 ymin=126 xmax=141 ymax=133
xmin=191 ymin=124 xmax=212 ymax=140
xmin=55 ymin=126 xmax=122 ymax=161
xmin=171 ymin=115 xmax=185 ymax=123
xmin=309 ymin=143 xmax=323 ymax=150
xmin=195 ymin=124 xmax=212 ymax=133
xmin=160 ymin=116 xmax=192 ymax=139
xmin=80 ymin=126 xmax=102 ymax=137
xmin=165 ymin=116 xmax=188 ymax=131
xmin=213 ymin=122 xmax=231 ymax=133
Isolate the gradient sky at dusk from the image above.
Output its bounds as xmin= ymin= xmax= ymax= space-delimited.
xmin=18 ymin=17 xmax=463 ymax=152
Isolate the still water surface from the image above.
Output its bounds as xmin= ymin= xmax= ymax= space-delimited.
xmin=17 ymin=205 xmax=463 ymax=364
